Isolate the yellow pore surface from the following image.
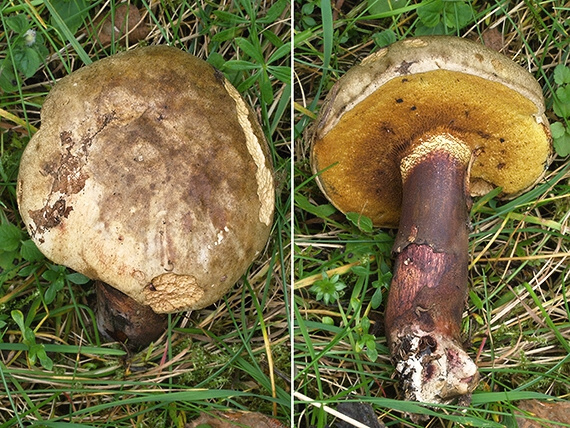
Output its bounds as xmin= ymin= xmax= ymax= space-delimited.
xmin=312 ymin=69 xmax=551 ymax=228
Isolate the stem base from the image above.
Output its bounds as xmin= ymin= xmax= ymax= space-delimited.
xmin=392 ymin=327 xmax=479 ymax=404
xmin=95 ymin=281 xmax=168 ymax=351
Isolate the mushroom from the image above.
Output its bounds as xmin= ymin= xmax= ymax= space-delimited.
xmin=310 ymin=36 xmax=551 ymax=403
xmin=17 ymin=46 xmax=275 ymax=350
xmin=90 ymin=4 xmax=150 ymax=46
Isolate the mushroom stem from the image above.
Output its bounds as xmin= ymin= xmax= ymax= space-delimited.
xmin=385 ymin=132 xmax=479 ymax=403
xmin=95 ymin=281 xmax=168 ymax=351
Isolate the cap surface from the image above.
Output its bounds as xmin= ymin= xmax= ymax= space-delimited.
xmin=17 ymin=46 xmax=274 ymax=313
xmin=311 ymin=36 xmax=552 ymax=228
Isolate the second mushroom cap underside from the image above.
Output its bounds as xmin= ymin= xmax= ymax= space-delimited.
xmin=311 ymin=36 xmax=552 ymax=228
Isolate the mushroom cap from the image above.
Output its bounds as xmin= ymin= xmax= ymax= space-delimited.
xmin=311 ymin=36 xmax=552 ymax=228
xmin=17 ymin=46 xmax=274 ymax=313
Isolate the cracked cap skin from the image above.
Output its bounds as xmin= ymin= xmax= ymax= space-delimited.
xmin=17 ymin=46 xmax=275 ymax=313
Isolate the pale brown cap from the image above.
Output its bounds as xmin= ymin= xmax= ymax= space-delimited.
xmin=17 ymin=46 xmax=274 ymax=313
xmin=311 ymin=36 xmax=552 ymax=228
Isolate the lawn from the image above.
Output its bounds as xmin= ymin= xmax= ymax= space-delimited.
xmin=294 ymin=0 xmax=570 ymax=427
xmin=3 ymin=0 xmax=570 ymax=427
xmin=0 ymin=0 xmax=291 ymax=427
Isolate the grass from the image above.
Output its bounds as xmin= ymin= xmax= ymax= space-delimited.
xmin=1 ymin=0 xmax=291 ymax=427
xmin=4 ymin=0 xmax=570 ymax=427
xmin=294 ymin=0 xmax=570 ymax=427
